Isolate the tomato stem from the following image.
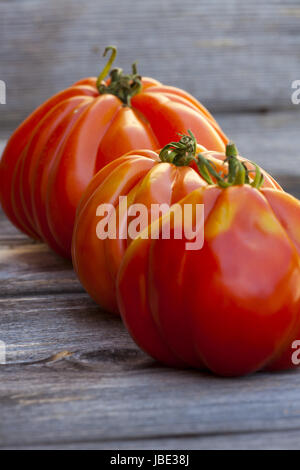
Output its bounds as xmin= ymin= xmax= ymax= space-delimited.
xmin=97 ymin=46 xmax=118 ymax=87
xmin=96 ymin=46 xmax=142 ymax=106
xmin=195 ymin=142 xmax=264 ymax=189
xmin=226 ymin=142 xmax=238 ymax=158
xmin=159 ymin=131 xmax=198 ymax=167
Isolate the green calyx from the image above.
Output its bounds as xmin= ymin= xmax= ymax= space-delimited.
xmin=96 ymin=46 xmax=142 ymax=106
xmin=196 ymin=142 xmax=264 ymax=189
xmin=159 ymin=130 xmax=198 ymax=166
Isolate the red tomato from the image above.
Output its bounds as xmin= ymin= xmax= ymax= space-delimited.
xmin=72 ymin=135 xmax=279 ymax=315
xmin=0 ymin=46 xmax=227 ymax=257
xmin=117 ymin=151 xmax=299 ymax=376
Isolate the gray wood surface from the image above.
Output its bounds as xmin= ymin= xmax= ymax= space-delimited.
xmin=1 ymin=282 xmax=300 ymax=450
xmin=1 ymin=0 xmax=300 ymax=130
xmin=1 ymin=0 xmax=300 ymax=450
xmin=5 ymin=430 xmax=300 ymax=450
xmin=0 ymin=240 xmax=83 ymax=298
xmin=219 ymin=111 xmax=300 ymax=177
xmin=0 ymin=131 xmax=300 ymax=448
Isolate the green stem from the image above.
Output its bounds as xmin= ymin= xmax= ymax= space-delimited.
xmin=96 ymin=46 xmax=118 ymax=89
xmin=96 ymin=45 xmax=142 ymax=106
xmin=159 ymin=131 xmax=197 ymax=167
xmin=249 ymin=161 xmax=264 ymax=189
xmin=226 ymin=142 xmax=239 ymax=158
xmin=195 ymin=142 xmax=264 ymax=189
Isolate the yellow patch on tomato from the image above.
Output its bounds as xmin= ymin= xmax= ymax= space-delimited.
xmin=256 ymin=211 xmax=284 ymax=236
xmin=205 ymin=199 xmax=236 ymax=240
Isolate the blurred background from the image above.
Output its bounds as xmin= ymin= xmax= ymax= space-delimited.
xmin=1 ymin=0 xmax=300 ymax=178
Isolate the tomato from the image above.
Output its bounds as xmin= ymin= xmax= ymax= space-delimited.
xmin=72 ymin=134 xmax=279 ymax=314
xmin=117 ymin=150 xmax=300 ymax=376
xmin=0 ymin=46 xmax=227 ymax=258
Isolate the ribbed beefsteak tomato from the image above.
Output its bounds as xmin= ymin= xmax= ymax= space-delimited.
xmin=72 ymin=134 xmax=280 ymax=314
xmin=117 ymin=151 xmax=300 ymax=376
xmin=0 ymin=46 xmax=227 ymax=257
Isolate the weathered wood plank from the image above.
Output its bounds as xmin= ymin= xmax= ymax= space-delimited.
xmin=0 ymin=239 xmax=85 ymax=297
xmin=5 ymin=429 xmax=300 ymax=450
xmin=0 ymin=293 xmax=138 ymax=363
xmin=1 ymin=0 xmax=300 ymax=129
xmin=1 ymin=353 xmax=300 ymax=447
xmin=218 ymin=111 xmax=300 ymax=178
xmin=0 ymin=214 xmax=25 ymax=241
xmin=0 ymin=294 xmax=300 ymax=448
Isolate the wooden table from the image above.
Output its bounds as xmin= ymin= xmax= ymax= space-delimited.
xmin=1 ymin=0 xmax=300 ymax=450
xmin=1 ymin=114 xmax=300 ymax=450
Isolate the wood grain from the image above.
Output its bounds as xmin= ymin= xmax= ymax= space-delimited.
xmin=0 ymin=239 xmax=84 ymax=297
xmin=1 ymin=0 xmax=300 ymax=130
xmin=1 ymin=186 xmax=300 ymax=449
xmin=0 ymin=297 xmax=300 ymax=450
xmin=4 ymin=430 xmax=300 ymax=450
xmin=0 ymin=293 xmax=139 ymax=362
xmin=1 ymin=105 xmax=300 ymax=447
xmin=218 ymin=111 xmax=300 ymax=178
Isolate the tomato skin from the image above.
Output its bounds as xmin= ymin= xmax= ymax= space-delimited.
xmin=72 ymin=143 xmax=279 ymax=316
xmin=0 ymin=85 xmax=97 ymax=237
xmin=117 ymin=185 xmax=300 ymax=376
xmin=0 ymin=77 xmax=228 ymax=258
xmin=72 ymin=149 xmax=207 ymax=313
xmin=19 ymin=97 xmax=92 ymax=243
